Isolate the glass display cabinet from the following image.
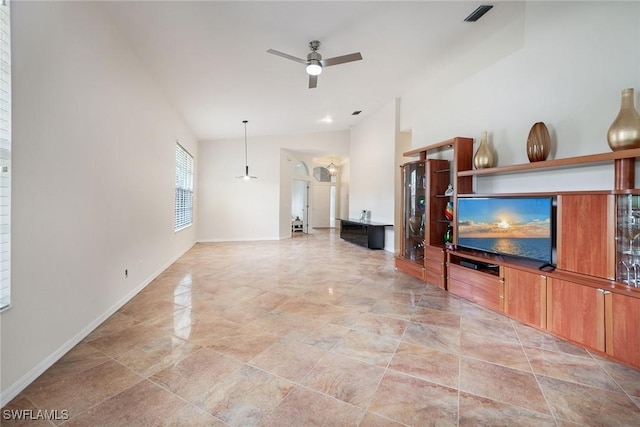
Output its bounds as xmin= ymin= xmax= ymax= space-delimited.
xmin=616 ymin=194 xmax=640 ymax=287
xmin=395 ymin=137 xmax=474 ymax=283
xmin=401 ymin=161 xmax=426 ymax=262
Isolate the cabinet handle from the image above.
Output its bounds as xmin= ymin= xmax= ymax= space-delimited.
xmin=499 ymin=295 xmax=504 ymax=299
xmin=597 ymin=289 xmax=612 ymax=295
xmin=499 ymin=279 xmax=505 ymax=284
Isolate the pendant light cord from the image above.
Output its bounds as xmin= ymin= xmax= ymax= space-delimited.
xmin=236 ymin=119 xmax=256 ymax=179
xmin=243 ymin=120 xmax=249 ymax=168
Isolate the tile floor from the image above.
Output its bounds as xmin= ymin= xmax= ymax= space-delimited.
xmin=3 ymin=230 xmax=640 ymax=426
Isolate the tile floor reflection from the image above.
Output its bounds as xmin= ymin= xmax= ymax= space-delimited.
xmin=3 ymin=230 xmax=640 ymax=426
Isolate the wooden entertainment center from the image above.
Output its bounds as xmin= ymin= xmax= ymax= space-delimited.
xmin=396 ymin=138 xmax=640 ymax=370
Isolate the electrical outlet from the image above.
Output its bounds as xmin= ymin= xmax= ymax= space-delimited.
xmin=125 ymin=269 xmax=128 ymax=278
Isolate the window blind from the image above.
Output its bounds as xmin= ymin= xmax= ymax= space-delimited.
xmin=175 ymin=142 xmax=194 ymax=231
xmin=0 ymin=0 xmax=10 ymax=311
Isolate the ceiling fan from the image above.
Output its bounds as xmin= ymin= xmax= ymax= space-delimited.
xmin=267 ymin=40 xmax=362 ymax=89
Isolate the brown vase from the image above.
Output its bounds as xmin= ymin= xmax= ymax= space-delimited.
xmin=473 ymin=131 xmax=494 ymax=169
xmin=526 ymin=122 xmax=551 ymax=162
xmin=608 ymin=88 xmax=640 ymax=151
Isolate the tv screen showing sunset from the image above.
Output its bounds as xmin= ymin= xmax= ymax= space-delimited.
xmin=457 ymin=197 xmax=552 ymax=262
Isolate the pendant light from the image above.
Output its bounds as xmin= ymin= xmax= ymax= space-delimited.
xmin=236 ymin=120 xmax=257 ymax=180
xmin=327 ymin=157 xmax=338 ymax=176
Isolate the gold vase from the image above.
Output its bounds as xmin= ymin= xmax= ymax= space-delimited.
xmin=473 ymin=131 xmax=494 ymax=169
xmin=608 ymin=88 xmax=640 ymax=151
xmin=526 ymin=122 xmax=551 ymax=162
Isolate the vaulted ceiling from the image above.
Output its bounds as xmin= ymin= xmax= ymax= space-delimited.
xmin=102 ymin=1 xmax=524 ymax=140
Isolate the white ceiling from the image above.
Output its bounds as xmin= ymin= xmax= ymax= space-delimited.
xmin=102 ymin=1 xmax=523 ymax=140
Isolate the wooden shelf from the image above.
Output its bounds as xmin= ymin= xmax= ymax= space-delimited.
xmin=404 ymin=137 xmax=473 ymax=158
xmin=458 ymin=148 xmax=640 ymax=177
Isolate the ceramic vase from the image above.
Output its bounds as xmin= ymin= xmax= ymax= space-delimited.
xmin=473 ymin=131 xmax=494 ymax=169
xmin=526 ymin=122 xmax=551 ymax=162
xmin=444 ymin=201 xmax=454 ymax=221
xmin=444 ymin=224 xmax=453 ymax=247
xmin=608 ymin=88 xmax=640 ymax=151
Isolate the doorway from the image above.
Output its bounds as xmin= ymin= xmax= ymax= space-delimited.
xmin=292 ymin=179 xmax=309 ymax=234
xmin=311 ymin=183 xmax=337 ymax=228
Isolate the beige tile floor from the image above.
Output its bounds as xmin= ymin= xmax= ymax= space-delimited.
xmin=4 ymin=230 xmax=640 ymax=426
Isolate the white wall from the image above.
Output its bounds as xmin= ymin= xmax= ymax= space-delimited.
xmin=401 ymin=1 xmax=640 ymax=193
xmin=349 ymin=100 xmax=397 ymax=251
xmin=338 ymin=159 xmax=350 ymax=221
xmin=197 ymin=131 xmax=349 ymax=242
xmin=1 ymin=1 xmax=198 ymax=404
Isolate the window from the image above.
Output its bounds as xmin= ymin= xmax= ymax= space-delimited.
xmin=294 ymin=160 xmax=309 ymax=177
xmin=175 ymin=142 xmax=194 ymax=231
xmin=313 ymin=166 xmax=333 ymax=183
xmin=0 ymin=0 xmax=10 ymax=311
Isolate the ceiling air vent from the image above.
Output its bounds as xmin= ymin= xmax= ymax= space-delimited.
xmin=464 ymin=5 xmax=493 ymax=22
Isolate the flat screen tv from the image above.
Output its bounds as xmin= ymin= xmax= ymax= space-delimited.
xmin=456 ymin=196 xmax=554 ymax=264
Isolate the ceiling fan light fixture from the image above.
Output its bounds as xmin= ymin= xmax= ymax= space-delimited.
xmin=306 ymin=60 xmax=322 ymax=76
xmin=267 ymin=40 xmax=361 ymax=88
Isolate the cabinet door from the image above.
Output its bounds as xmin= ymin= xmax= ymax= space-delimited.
xmin=557 ymin=194 xmax=615 ymax=279
xmin=449 ymin=264 xmax=504 ymax=312
xmin=504 ymin=268 xmax=547 ymax=329
xmin=400 ymin=161 xmax=426 ymax=263
xmin=395 ymin=256 xmax=424 ymax=281
xmin=425 ymin=245 xmax=446 ymax=289
xmin=606 ymin=292 xmax=640 ymax=370
xmin=547 ymin=278 xmax=605 ymax=352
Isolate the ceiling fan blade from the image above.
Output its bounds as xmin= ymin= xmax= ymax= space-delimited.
xmin=267 ymin=49 xmax=308 ymax=65
xmin=309 ymin=74 xmax=318 ymax=89
xmin=322 ymin=52 xmax=362 ymax=67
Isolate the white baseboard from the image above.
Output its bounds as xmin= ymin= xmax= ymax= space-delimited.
xmin=0 ymin=246 xmax=193 ymax=407
xmin=197 ymin=237 xmax=280 ymax=243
